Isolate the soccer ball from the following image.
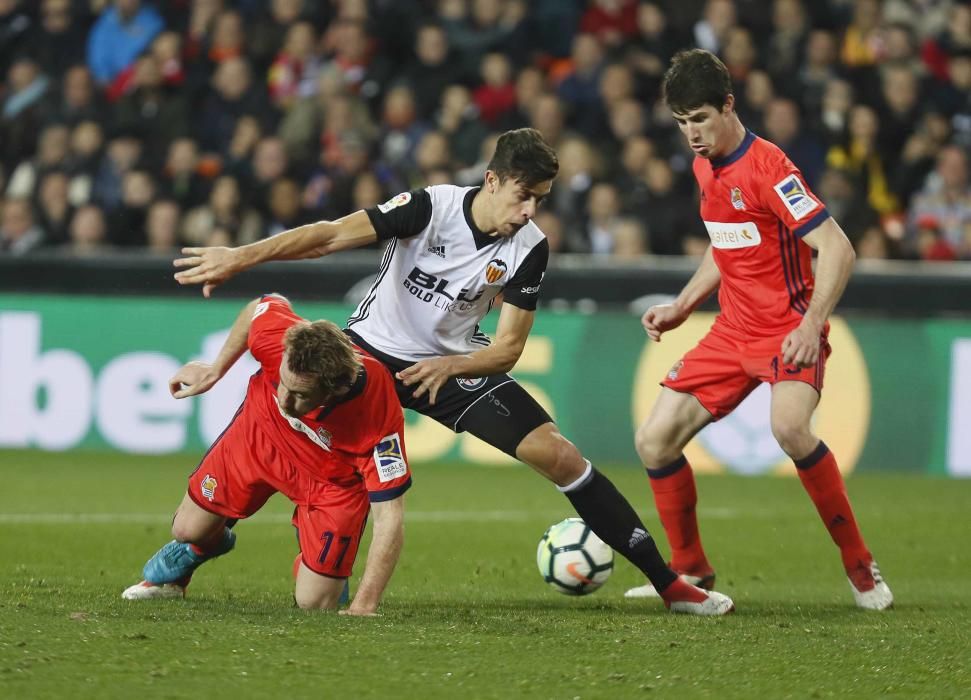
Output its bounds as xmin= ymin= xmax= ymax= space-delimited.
xmin=536 ymin=518 xmax=613 ymax=595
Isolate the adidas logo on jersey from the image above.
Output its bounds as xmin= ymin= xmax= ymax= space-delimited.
xmin=427 ymin=245 xmax=446 ymax=258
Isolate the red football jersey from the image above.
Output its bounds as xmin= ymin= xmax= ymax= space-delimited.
xmin=240 ymin=294 xmax=411 ymax=501
xmin=693 ymin=130 xmax=830 ymax=337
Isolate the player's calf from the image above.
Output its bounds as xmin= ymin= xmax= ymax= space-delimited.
xmin=141 ymin=527 xmax=236 ymax=586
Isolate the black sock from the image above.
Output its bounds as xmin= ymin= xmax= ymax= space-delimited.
xmin=563 ymin=467 xmax=677 ymax=592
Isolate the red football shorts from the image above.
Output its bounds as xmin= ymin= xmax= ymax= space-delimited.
xmin=661 ymin=324 xmax=831 ymax=419
xmin=187 ymin=413 xmax=369 ymax=578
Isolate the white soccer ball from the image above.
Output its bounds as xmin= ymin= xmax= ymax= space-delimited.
xmin=536 ymin=518 xmax=614 ymax=595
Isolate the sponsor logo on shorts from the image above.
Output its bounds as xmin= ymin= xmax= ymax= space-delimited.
xmin=374 ymin=432 xmax=408 ymax=483
xmin=773 ymin=174 xmax=819 ymax=220
xmin=377 ymin=191 xmax=412 ymax=213
xmin=703 ymin=220 xmax=761 ymax=249
xmin=667 ymin=360 xmax=684 ymax=381
xmin=485 ymin=259 xmax=507 ymax=284
xmin=456 ymin=377 xmax=488 ymax=391
xmin=201 ymin=474 xmax=218 ymax=501
xmin=730 ymin=187 xmax=746 ymax=210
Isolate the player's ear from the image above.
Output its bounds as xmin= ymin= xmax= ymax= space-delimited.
xmin=723 ymin=94 xmax=735 ymax=114
xmin=485 ymin=170 xmax=498 ymax=194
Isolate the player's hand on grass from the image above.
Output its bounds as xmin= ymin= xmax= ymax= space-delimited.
xmin=781 ymin=320 xmax=823 ymax=368
xmin=339 ymin=605 xmax=380 ymax=617
xmin=642 ymin=303 xmax=688 ymax=341
xmin=173 ymin=246 xmax=240 ymax=298
xmin=169 ymin=361 xmax=221 ymax=398
xmin=397 ymin=357 xmax=457 ymax=405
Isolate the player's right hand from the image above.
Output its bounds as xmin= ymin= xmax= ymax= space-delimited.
xmin=173 ymin=246 xmax=240 ymax=298
xmin=641 ymin=303 xmax=687 ymax=342
xmin=169 ymin=361 xmax=220 ymax=398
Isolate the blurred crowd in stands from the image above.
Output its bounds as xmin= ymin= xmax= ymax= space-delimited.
xmin=1 ymin=0 xmax=971 ymax=261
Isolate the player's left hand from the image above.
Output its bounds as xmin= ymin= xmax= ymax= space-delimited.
xmin=781 ymin=320 xmax=823 ymax=368
xmin=169 ymin=361 xmax=221 ymax=398
xmin=396 ymin=357 xmax=458 ymax=405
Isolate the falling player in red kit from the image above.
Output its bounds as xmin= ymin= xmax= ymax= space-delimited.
xmin=626 ymin=50 xmax=892 ymax=610
xmin=122 ymin=294 xmax=411 ymax=616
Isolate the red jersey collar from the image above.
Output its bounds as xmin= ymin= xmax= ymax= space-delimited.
xmin=710 ymin=129 xmax=757 ymax=169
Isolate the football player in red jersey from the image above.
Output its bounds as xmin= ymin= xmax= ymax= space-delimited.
xmin=626 ymin=50 xmax=892 ymax=610
xmin=122 ymin=294 xmax=411 ymax=616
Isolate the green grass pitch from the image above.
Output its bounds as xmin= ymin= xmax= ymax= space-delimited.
xmin=1 ymin=449 xmax=969 ymax=699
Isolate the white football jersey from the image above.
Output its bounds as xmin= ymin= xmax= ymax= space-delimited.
xmin=348 ymin=185 xmax=549 ymax=361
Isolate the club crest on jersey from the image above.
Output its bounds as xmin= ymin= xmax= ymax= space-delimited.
xmin=485 ymin=259 xmax=507 ymax=283
xmin=201 ymin=474 xmax=218 ymax=501
xmin=667 ymin=360 xmax=684 ymax=381
xmin=773 ymin=174 xmax=819 ymax=220
xmin=377 ymin=191 xmax=412 ymax=213
xmin=316 ymin=427 xmax=333 ymax=448
xmin=456 ymin=377 xmax=488 ymax=391
xmin=374 ymin=433 xmax=408 ymax=482
xmin=730 ymin=187 xmax=746 ymax=210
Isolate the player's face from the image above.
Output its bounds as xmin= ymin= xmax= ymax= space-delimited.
xmin=672 ymin=100 xmax=734 ymax=160
xmin=277 ymin=356 xmax=329 ymax=417
xmin=489 ymin=175 xmax=552 ymax=238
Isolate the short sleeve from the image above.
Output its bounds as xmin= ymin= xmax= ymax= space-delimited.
xmin=365 ymin=189 xmax=433 ymax=241
xmin=501 ymin=238 xmax=549 ymax=311
xmin=248 ymin=294 xmax=301 ymax=367
xmin=360 ymin=376 xmax=412 ymax=502
xmin=759 ymin=163 xmax=830 ymax=238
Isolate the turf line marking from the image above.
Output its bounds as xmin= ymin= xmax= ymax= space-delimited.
xmin=0 ymin=507 xmax=749 ymax=525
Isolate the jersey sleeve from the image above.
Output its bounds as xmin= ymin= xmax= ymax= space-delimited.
xmin=360 ymin=380 xmax=412 ymax=502
xmin=364 ymin=189 xmax=433 ymax=241
xmin=247 ymin=294 xmax=301 ymax=367
xmin=501 ymin=237 xmax=549 ymax=311
xmin=758 ymin=160 xmax=830 ymax=238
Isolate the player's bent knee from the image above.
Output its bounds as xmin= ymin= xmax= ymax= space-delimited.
xmin=770 ymin=421 xmax=815 ymax=458
xmin=294 ymin=584 xmax=343 ymax=610
xmin=294 ymin=593 xmax=339 ymax=610
xmin=634 ymin=422 xmax=677 ymax=467
xmin=516 ymin=425 xmax=585 ymax=486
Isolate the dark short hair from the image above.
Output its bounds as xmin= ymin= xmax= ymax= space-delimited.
xmin=284 ymin=319 xmax=362 ymax=397
xmin=486 ymin=128 xmax=559 ymax=186
xmin=663 ymin=49 xmax=734 ymax=114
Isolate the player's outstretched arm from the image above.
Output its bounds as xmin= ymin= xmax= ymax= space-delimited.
xmin=642 ymin=245 xmax=720 ymax=341
xmin=397 ymin=303 xmax=533 ymax=404
xmin=341 ymin=496 xmax=405 ymax=617
xmin=173 ymin=210 xmax=379 ymax=297
xmin=782 ymin=217 xmax=855 ymax=367
xmin=168 ymin=298 xmax=259 ymax=398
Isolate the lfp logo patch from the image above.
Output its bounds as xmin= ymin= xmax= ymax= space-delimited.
xmin=377 ymin=191 xmax=412 ymax=213
xmin=485 ymin=259 xmax=507 ymax=283
xmin=374 ymin=433 xmax=408 ymax=482
xmin=773 ymin=174 xmax=818 ymax=220
xmin=201 ymin=474 xmax=218 ymax=501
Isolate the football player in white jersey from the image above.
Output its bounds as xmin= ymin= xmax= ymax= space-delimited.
xmin=173 ymin=128 xmax=733 ymax=615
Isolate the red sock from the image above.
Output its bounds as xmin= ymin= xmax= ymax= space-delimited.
xmin=648 ymin=456 xmax=712 ymax=575
xmin=795 ymin=442 xmax=872 ymax=571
